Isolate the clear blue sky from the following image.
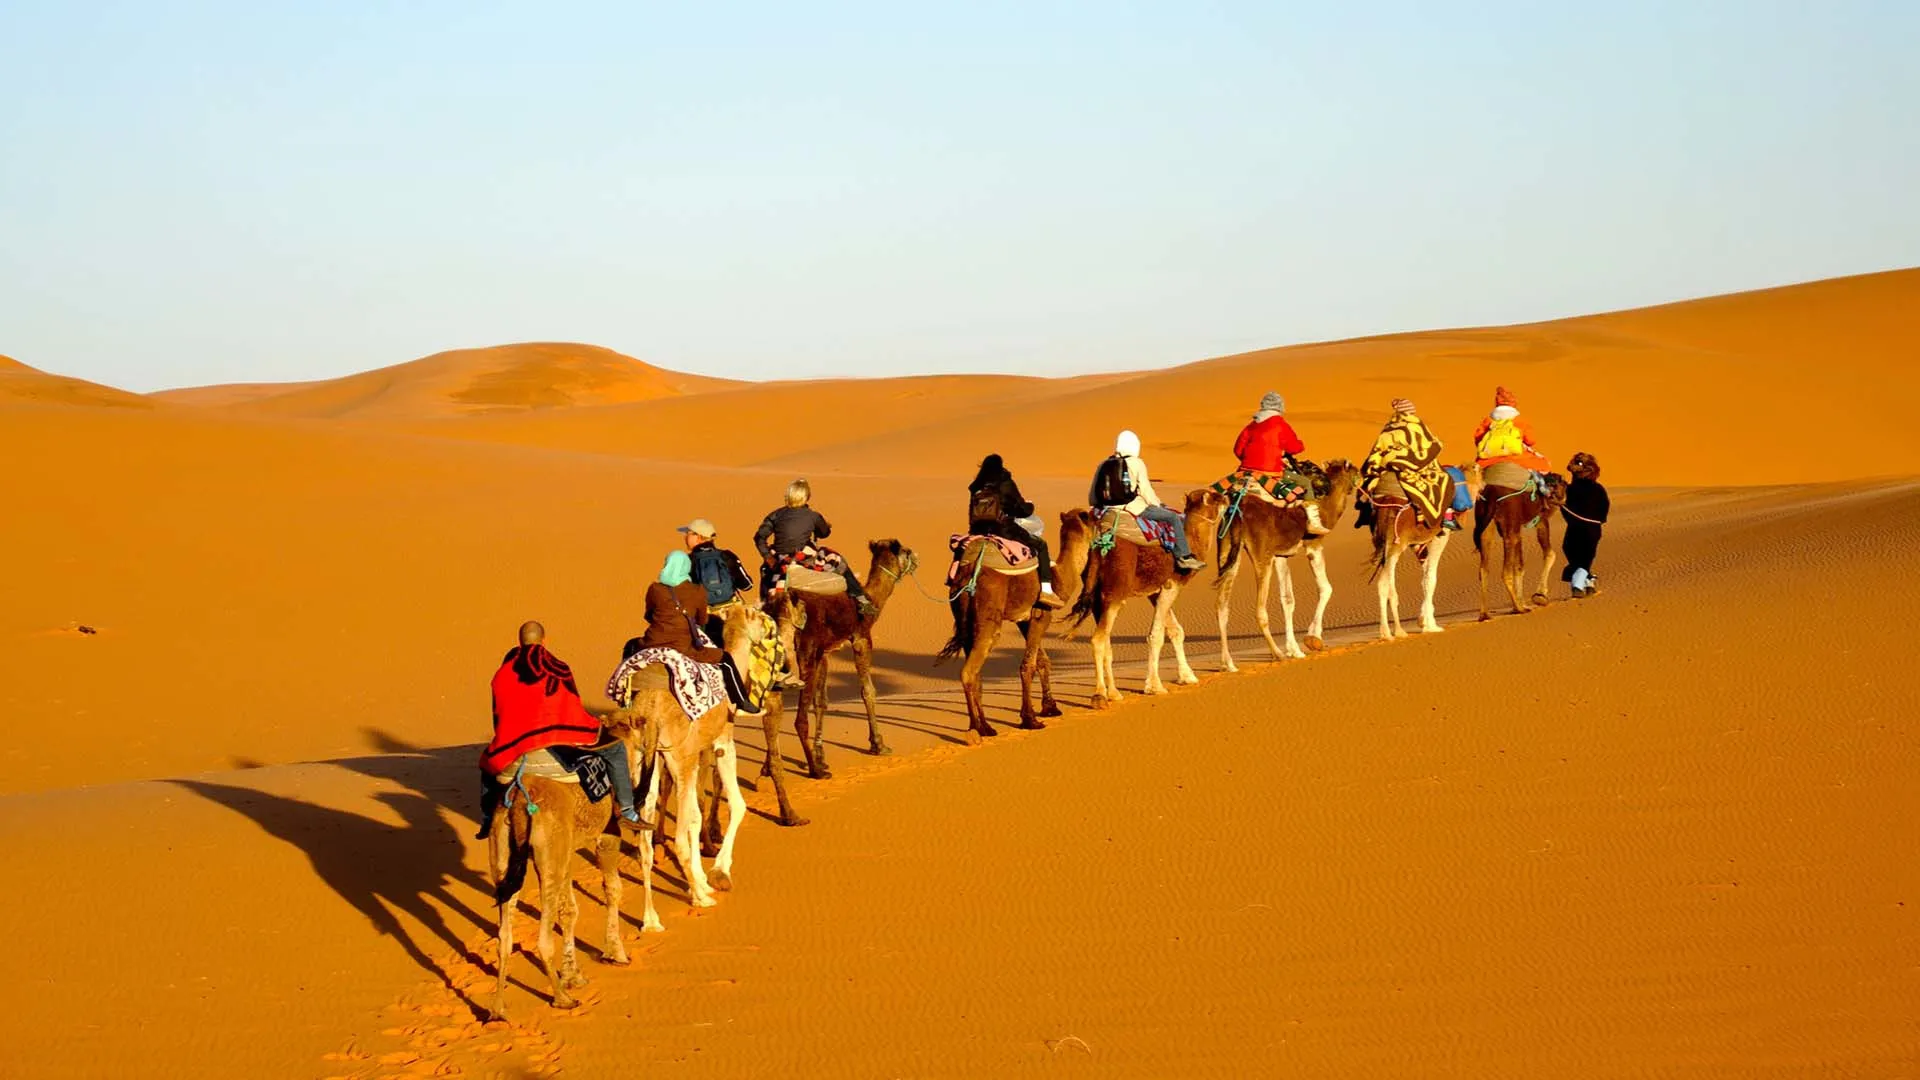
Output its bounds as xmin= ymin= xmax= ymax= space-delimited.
xmin=2 ymin=1 xmax=1914 ymax=392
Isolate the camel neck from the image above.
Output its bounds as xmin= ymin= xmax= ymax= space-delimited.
xmin=864 ymin=563 xmax=900 ymax=611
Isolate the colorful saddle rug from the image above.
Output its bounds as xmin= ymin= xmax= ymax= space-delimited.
xmin=1211 ymin=468 xmax=1307 ymax=506
xmin=606 ymin=647 xmax=729 ymax=719
xmin=946 ymin=534 xmax=1037 ymax=585
xmin=1096 ymin=509 xmax=1182 ymax=551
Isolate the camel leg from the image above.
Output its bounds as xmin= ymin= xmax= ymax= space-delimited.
xmin=1503 ymin=529 xmax=1528 ymax=613
xmin=758 ymin=697 xmax=807 ymax=826
xmin=530 ymin=817 xmax=580 ymax=1008
xmin=1534 ymin=520 xmax=1556 ymax=605
xmin=1420 ymin=531 xmax=1448 ymax=633
xmin=1215 ymin=555 xmax=1241 ymax=673
xmin=487 ymin=813 xmax=522 ymax=1020
xmin=1143 ymin=593 xmax=1170 ymax=695
xmin=1167 ymin=597 xmax=1198 ymax=686
xmin=1274 ymin=557 xmax=1306 ymax=659
xmin=707 ymin=730 xmax=747 ymax=891
xmin=636 ymin=761 xmax=664 ymax=932
xmin=699 ymin=747 xmax=722 ymax=859
xmin=596 ymin=831 xmax=628 ymax=965
xmin=812 ymin=660 xmax=833 ymax=766
xmin=671 ymin=753 xmax=716 ymax=908
xmin=794 ymin=658 xmax=829 ymax=780
xmin=961 ymin=616 xmax=996 ymax=739
xmin=1015 ymin=618 xmax=1048 ymax=729
xmin=1033 ymin=615 xmax=1062 ymax=717
xmin=851 ymin=634 xmax=889 ymax=755
xmin=1090 ymin=607 xmax=1120 ymax=707
xmin=1305 ymin=545 xmax=1333 ymax=650
xmin=1377 ymin=547 xmax=1405 ymax=640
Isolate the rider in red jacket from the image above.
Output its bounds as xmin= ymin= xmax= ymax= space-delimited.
xmin=1228 ymin=391 xmax=1327 ymax=535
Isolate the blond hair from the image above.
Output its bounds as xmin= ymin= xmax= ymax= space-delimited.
xmin=785 ymin=478 xmax=812 ymax=508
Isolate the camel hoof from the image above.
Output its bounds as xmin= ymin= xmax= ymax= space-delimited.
xmin=1088 ymin=694 xmax=1112 ymax=711
xmin=1531 ymin=593 xmax=1550 ymax=606
xmin=1143 ymin=683 xmax=1167 ymax=696
xmin=1176 ymin=674 xmax=1199 ymax=686
xmin=779 ymin=814 xmax=811 ymax=827
xmin=963 ymin=729 xmax=982 ymax=746
xmin=1223 ymin=661 xmax=1240 ymax=674
xmin=1021 ymin=718 xmax=1047 ymax=731
xmin=486 ymin=997 xmax=509 ymax=1022
xmin=869 ymin=741 xmax=893 ymax=756
xmin=692 ymin=894 xmax=717 ymax=909
xmin=808 ymin=766 xmax=833 ymax=780
xmin=709 ymin=869 xmax=733 ymax=892
xmin=641 ymin=916 xmax=665 ymax=934
xmin=1478 ymin=613 xmax=1493 ymax=622
xmin=1393 ymin=629 xmax=1409 ymax=640
xmin=600 ymin=948 xmax=631 ymax=967
xmin=1304 ymin=636 xmax=1325 ymax=652
xmin=979 ymin=723 xmax=1001 ymax=738
xmin=1423 ymin=623 xmax=1444 ymax=634
xmin=553 ymin=991 xmax=580 ymax=1010
xmin=1039 ymin=701 xmax=1063 ymax=718
xmin=564 ymin=970 xmax=589 ymax=990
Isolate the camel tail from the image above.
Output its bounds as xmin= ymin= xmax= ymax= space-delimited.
xmin=936 ymin=596 xmax=972 ymax=664
xmin=1068 ymin=559 xmax=1104 ymax=629
xmin=1215 ymin=524 xmax=1243 ymax=586
xmin=1366 ymin=532 xmax=1387 ymax=585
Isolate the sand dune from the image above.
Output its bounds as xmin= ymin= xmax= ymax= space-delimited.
xmin=153 ymin=342 xmax=735 ymax=419
xmin=0 ymin=353 xmax=155 ymax=409
xmin=2 ymin=271 xmax=1916 ymax=1077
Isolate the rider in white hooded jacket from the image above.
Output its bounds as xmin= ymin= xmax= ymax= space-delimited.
xmin=1112 ymin=430 xmax=1204 ymax=572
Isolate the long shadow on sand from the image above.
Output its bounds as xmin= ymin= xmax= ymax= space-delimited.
xmin=171 ymin=777 xmax=496 ymax=1013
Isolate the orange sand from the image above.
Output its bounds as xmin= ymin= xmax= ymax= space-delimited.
xmin=1 ymin=271 xmax=1915 ymax=1078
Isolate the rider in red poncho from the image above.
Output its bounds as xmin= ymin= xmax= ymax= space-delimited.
xmin=1224 ymin=390 xmax=1329 ymax=535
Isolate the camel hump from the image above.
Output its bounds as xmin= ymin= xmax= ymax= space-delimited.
xmin=1480 ymin=461 xmax=1540 ymax=493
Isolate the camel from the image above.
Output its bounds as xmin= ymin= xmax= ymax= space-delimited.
xmin=1067 ymin=491 xmax=1220 ymax=705
xmin=1364 ymin=468 xmax=1466 ymax=640
xmin=766 ymin=539 xmax=917 ymax=779
xmin=934 ymin=514 xmax=1096 ymax=739
xmin=1471 ymin=463 xmax=1569 ymax=619
xmin=487 ymin=606 xmax=766 ymax=1019
xmin=1202 ymin=459 xmax=1360 ymax=670
xmin=484 ymin=712 xmax=648 ymax=1019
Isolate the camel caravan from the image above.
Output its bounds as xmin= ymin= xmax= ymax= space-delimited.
xmin=476 ymin=385 xmax=1608 ymax=1017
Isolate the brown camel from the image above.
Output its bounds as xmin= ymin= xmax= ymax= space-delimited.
xmin=485 ymin=711 xmax=649 ymax=1019
xmin=1203 ymin=459 xmax=1360 ymax=670
xmin=1067 ymin=491 xmax=1220 ymax=705
xmin=1365 ymin=469 xmax=1465 ymax=639
xmin=1471 ymin=464 xmax=1569 ymax=618
xmin=934 ymin=514 xmax=1096 ymax=739
xmin=767 ymin=539 xmax=917 ymax=779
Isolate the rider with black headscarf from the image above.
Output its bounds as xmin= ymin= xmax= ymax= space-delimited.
xmin=966 ymin=454 xmax=1059 ymax=606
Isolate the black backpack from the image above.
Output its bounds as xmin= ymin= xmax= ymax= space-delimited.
xmin=1089 ymin=453 xmax=1136 ymax=508
xmin=968 ymin=483 xmax=1003 ymax=525
xmin=689 ymin=547 xmax=736 ymax=607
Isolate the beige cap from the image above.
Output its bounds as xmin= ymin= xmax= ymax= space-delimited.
xmin=676 ymin=518 xmax=717 ymax=539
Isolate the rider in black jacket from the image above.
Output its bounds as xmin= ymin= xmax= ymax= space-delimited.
xmin=967 ymin=454 xmax=1059 ymax=606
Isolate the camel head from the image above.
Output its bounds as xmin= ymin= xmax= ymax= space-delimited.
xmin=1540 ymin=472 xmax=1569 ymax=511
xmin=1456 ymin=461 xmax=1485 ymax=503
xmin=1052 ymin=508 xmax=1099 ymax=610
xmin=1182 ymin=487 xmax=1222 ymax=566
xmin=866 ymin=538 xmax=918 ymax=581
xmin=1318 ymin=458 xmax=1361 ymax=523
xmin=1568 ymin=452 xmax=1600 ymax=481
xmin=720 ymin=601 xmax=770 ymax=651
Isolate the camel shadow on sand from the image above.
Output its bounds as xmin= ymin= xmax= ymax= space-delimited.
xmin=173 ymin=761 xmax=509 ymax=1014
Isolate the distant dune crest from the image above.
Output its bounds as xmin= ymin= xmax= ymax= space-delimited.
xmin=153 ymin=342 xmax=736 ymax=419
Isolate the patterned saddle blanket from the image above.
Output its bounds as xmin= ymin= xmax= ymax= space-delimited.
xmin=1097 ymin=509 xmax=1181 ymax=551
xmin=946 ymin=534 xmax=1037 ymax=584
xmin=606 ymin=647 xmax=729 ymax=720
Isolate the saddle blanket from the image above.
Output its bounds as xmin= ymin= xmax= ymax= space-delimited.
xmin=947 ymin=534 xmax=1037 ymax=583
xmin=1099 ymin=509 xmax=1181 ymax=550
xmin=606 ymin=647 xmax=729 ymax=720
xmin=1480 ymin=461 xmax=1539 ymax=493
xmin=493 ymin=744 xmax=615 ymax=803
xmin=1211 ymin=468 xmax=1307 ymax=506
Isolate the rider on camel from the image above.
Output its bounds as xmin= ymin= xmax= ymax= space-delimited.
xmin=1218 ymin=390 xmax=1330 ymax=536
xmin=1098 ymin=430 xmax=1205 ymax=573
xmin=753 ymin=478 xmax=877 ymax=617
xmin=1360 ymin=398 xmax=1459 ymax=531
xmin=1473 ymin=386 xmax=1552 ymax=474
xmin=967 ymin=453 xmax=1062 ymax=607
xmin=475 ymin=621 xmax=648 ymax=839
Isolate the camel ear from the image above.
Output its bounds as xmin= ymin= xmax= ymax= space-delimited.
xmin=888 ymin=539 xmax=902 ymax=555
xmin=868 ymin=539 xmax=884 ymax=555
